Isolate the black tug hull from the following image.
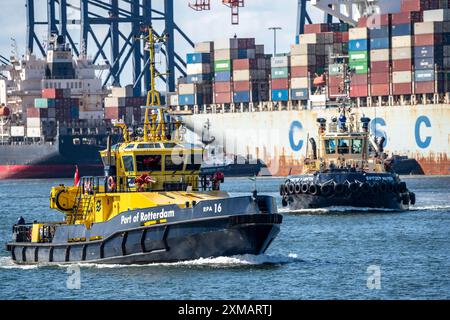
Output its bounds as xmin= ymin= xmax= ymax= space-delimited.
xmin=7 ymin=214 xmax=282 ymax=265
xmin=281 ymin=171 xmax=414 ymax=211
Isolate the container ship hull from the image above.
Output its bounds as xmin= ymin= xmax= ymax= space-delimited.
xmin=183 ymin=104 xmax=449 ymax=176
xmin=0 ymin=136 xmax=105 ymax=179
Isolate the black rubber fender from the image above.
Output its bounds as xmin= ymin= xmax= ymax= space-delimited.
xmin=371 ymin=183 xmax=380 ymax=194
xmin=279 ymin=184 xmax=285 ymax=196
xmin=309 ymin=184 xmax=320 ymax=196
xmin=360 ymin=182 xmax=370 ymax=193
xmin=334 ymin=183 xmax=345 ymax=195
xmin=288 ymin=182 xmax=295 ymax=195
xmin=281 ymin=195 xmax=289 ymax=207
xmin=401 ymin=193 xmax=410 ymax=205
xmin=409 ymin=192 xmax=416 ymax=205
xmin=348 ymin=182 xmax=359 ymax=193
xmin=54 ymin=189 xmax=74 ymax=212
xmin=397 ymin=181 xmax=407 ymax=193
xmin=386 ymin=182 xmax=394 ymax=193
xmin=294 ymin=182 xmax=302 ymax=194
xmin=301 ymin=183 xmax=309 ymax=193
xmin=379 ymin=182 xmax=387 ymax=193
xmin=321 ymin=184 xmax=332 ymax=196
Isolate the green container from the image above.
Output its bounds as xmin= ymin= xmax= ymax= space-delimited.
xmin=214 ymin=60 xmax=231 ymax=72
xmin=349 ymin=51 xmax=368 ymax=62
xmin=329 ymin=64 xmax=344 ymax=76
xmin=34 ymin=98 xmax=55 ymax=108
xmin=271 ymin=67 xmax=289 ymax=79
xmin=349 ymin=61 xmax=368 ymax=74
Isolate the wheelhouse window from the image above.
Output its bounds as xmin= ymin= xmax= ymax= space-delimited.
xmin=325 ymin=139 xmax=336 ymax=154
xmin=186 ymin=152 xmax=202 ymax=171
xmin=136 ymin=155 xmax=162 ymax=172
xmin=338 ymin=139 xmax=350 ymax=154
xmin=165 ymin=155 xmax=184 ymax=171
xmin=122 ymin=155 xmax=134 ymax=172
xmin=352 ymin=139 xmax=363 ymax=154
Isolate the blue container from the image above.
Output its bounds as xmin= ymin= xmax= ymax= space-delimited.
xmin=271 ymin=89 xmax=289 ymax=101
xmin=415 ymin=69 xmax=435 ymax=82
xmin=391 ymin=23 xmax=412 ymax=36
xmin=443 ymin=33 xmax=450 ymax=45
xmin=186 ymin=53 xmax=210 ymax=64
xmin=186 ymin=74 xmax=212 ymax=84
xmin=414 ymin=45 xmax=442 ymax=58
xmin=348 ymin=39 xmax=368 ymax=51
xmin=214 ymin=71 xmax=231 ymax=82
xmin=291 ymin=88 xmax=309 ymax=101
xmin=295 ymin=35 xmax=300 ymax=44
xmin=237 ymin=49 xmax=248 ymax=59
xmin=369 ymin=26 xmax=389 ymax=38
xmin=415 ymin=57 xmax=441 ymax=70
xmin=370 ymin=37 xmax=390 ymax=50
xmin=233 ymin=91 xmax=251 ymax=103
xmin=178 ymin=94 xmax=203 ymax=105
xmin=70 ymin=106 xmax=79 ymax=119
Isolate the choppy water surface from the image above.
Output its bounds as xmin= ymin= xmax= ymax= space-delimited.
xmin=0 ymin=176 xmax=449 ymax=299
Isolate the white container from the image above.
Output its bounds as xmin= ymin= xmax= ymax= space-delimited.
xmin=215 ymin=38 xmax=239 ymax=50
xmin=299 ymin=33 xmax=332 ymax=45
xmin=105 ymin=96 xmax=126 ymax=107
xmin=271 ymin=56 xmax=290 ymax=68
xmin=290 ymin=55 xmax=316 ymax=67
xmin=195 ymin=41 xmax=214 ymax=53
xmin=27 ymin=117 xmax=44 ymax=128
xmin=423 ymin=9 xmax=450 ymax=22
xmin=10 ymin=126 xmax=25 ymax=137
xmin=169 ymin=94 xmax=179 ymax=106
xmin=26 ymin=127 xmax=41 ymax=138
xmin=290 ymin=44 xmax=316 ymax=55
xmin=392 ymin=47 xmax=412 ymax=60
xmin=291 ymin=77 xmax=309 ymax=89
xmin=187 ymin=63 xmax=211 ymax=75
xmin=393 ymin=71 xmax=412 ymax=83
xmin=391 ymin=36 xmax=412 ymax=48
xmin=214 ymin=49 xmax=237 ymax=61
xmin=178 ymin=83 xmax=196 ymax=95
xmin=370 ymin=49 xmax=390 ymax=62
xmin=111 ymin=85 xmax=133 ymax=97
xmin=414 ymin=22 xmax=443 ymax=35
xmin=349 ymin=27 xmax=368 ymax=40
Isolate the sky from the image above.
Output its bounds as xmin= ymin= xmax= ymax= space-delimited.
xmin=0 ymin=0 xmax=401 ymax=87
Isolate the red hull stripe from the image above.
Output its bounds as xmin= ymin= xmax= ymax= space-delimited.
xmin=0 ymin=165 xmax=103 ymax=179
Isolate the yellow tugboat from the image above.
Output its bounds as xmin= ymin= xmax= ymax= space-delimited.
xmin=5 ymin=27 xmax=282 ymax=265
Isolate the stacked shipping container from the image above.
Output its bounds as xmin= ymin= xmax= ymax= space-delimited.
xmin=271 ymin=54 xmax=290 ymax=101
xmin=290 ymin=44 xmax=316 ymax=100
xmin=369 ymin=14 xmax=391 ymax=96
xmin=349 ymin=27 xmax=369 ymax=97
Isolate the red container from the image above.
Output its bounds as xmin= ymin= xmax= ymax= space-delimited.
xmin=401 ymin=0 xmax=439 ymax=12
xmin=27 ymin=108 xmax=48 ymax=118
xmin=350 ymin=84 xmax=368 ymax=97
xmin=233 ymin=81 xmax=250 ymax=91
xmin=105 ymin=107 xmax=126 ymax=120
xmin=214 ymin=82 xmax=232 ymax=93
xmin=328 ymin=75 xmax=344 ymax=87
xmin=371 ymin=84 xmax=390 ymax=96
xmin=358 ymin=13 xmax=390 ymax=28
xmin=414 ymin=81 xmax=436 ymax=94
xmin=215 ymin=92 xmax=232 ymax=104
xmin=370 ymin=61 xmax=390 ymax=73
xmin=41 ymin=88 xmax=67 ymax=99
xmin=233 ymin=59 xmax=256 ymax=70
xmin=350 ymin=74 xmax=368 ymax=85
xmin=342 ymin=32 xmax=349 ymax=43
xmin=370 ymin=72 xmax=390 ymax=85
xmin=328 ymin=86 xmax=345 ymax=96
xmin=304 ymin=23 xmax=329 ymax=34
xmin=291 ymin=66 xmax=312 ymax=78
xmin=393 ymin=59 xmax=413 ymax=71
xmin=393 ymin=83 xmax=412 ymax=95
xmin=391 ymin=11 xmax=422 ymax=24
xmin=271 ymin=78 xmax=289 ymax=90
xmin=414 ymin=34 xmax=442 ymax=46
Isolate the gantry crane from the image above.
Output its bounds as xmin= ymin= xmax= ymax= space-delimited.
xmin=189 ymin=0 xmax=245 ymax=24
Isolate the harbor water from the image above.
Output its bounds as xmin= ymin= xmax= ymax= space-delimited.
xmin=0 ymin=176 xmax=449 ymax=300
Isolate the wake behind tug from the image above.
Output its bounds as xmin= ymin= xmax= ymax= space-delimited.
xmin=280 ymin=110 xmax=416 ymax=211
xmin=5 ymin=27 xmax=282 ymax=265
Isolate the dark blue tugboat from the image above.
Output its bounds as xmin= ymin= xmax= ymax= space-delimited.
xmin=280 ymin=108 xmax=416 ymax=211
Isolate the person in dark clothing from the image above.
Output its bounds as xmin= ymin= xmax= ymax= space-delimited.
xmin=17 ymin=216 xmax=25 ymax=225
